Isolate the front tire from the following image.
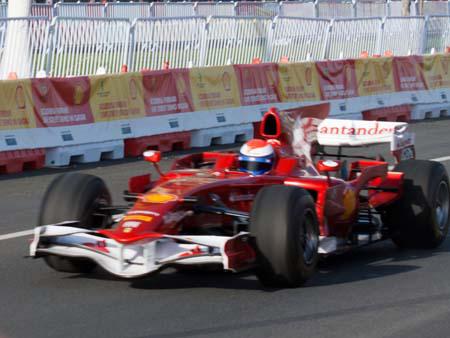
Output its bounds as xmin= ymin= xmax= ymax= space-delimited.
xmin=383 ymin=160 xmax=450 ymax=249
xmin=38 ymin=173 xmax=112 ymax=273
xmin=250 ymin=185 xmax=319 ymax=287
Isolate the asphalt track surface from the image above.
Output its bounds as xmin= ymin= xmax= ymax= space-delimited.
xmin=1 ymin=118 xmax=450 ymax=338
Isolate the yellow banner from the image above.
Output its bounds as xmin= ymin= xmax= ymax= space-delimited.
xmin=190 ymin=66 xmax=241 ymax=110
xmin=355 ymin=58 xmax=395 ymax=96
xmin=278 ymin=62 xmax=321 ymax=102
xmin=421 ymin=54 xmax=450 ymax=89
xmin=0 ymin=79 xmax=35 ymax=130
xmin=90 ymin=72 xmax=145 ymax=122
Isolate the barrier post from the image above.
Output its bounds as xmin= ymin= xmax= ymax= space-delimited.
xmin=421 ymin=16 xmax=429 ymax=55
xmin=264 ymin=16 xmax=276 ymax=62
xmin=128 ymin=19 xmax=136 ymax=73
xmin=322 ymin=19 xmax=333 ymax=59
xmin=198 ymin=17 xmax=208 ymax=67
xmin=314 ymin=0 xmax=319 ymax=18
xmin=44 ymin=18 xmax=56 ymax=77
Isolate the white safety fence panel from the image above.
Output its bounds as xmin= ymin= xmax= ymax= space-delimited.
xmin=106 ymin=3 xmax=151 ymax=20
xmin=355 ymin=0 xmax=387 ymax=17
xmin=48 ymin=17 xmax=130 ymax=77
xmin=0 ymin=18 xmax=50 ymax=79
xmin=235 ymin=2 xmax=280 ymax=17
xmin=388 ymin=0 xmax=417 ymax=16
xmin=317 ymin=0 xmax=355 ymax=18
xmin=151 ymin=3 xmax=196 ymax=17
xmin=423 ymin=0 xmax=450 ymax=15
xmin=279 ymin=1 xmax=317 ymax=18
xmin=31 ymin=4 xmax=54 ymax=19
xmin=425 ymin=15 xmax=450 ymax=53
xmin=271 ymin=17 xmax=330 ymax=61
xmin=195 ymin=2 xmax=236 ymax=17
xmin=131 ymin=17 xmax=206 ymax=71
xmin=326 ymin=17 xmax=381 ymax=59
xmin=380 ymin=16 xmax=426 ymax=56
xmin=55 ymin=3 xmax=106 ymax=18
xmin=204 ymin=16 xmax=272 ymax=66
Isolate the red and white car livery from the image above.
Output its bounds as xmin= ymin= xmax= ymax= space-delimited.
xmin=30 ymin=104 xmax=449 ymax=287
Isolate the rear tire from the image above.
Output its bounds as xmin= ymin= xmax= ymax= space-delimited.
xmin=250 ymin=185 xmax=319 ymax=287
xmin=38 ymin=173 xmax=112 ymax=273
xmin=383 ymin=160 xmax=450 ymax=249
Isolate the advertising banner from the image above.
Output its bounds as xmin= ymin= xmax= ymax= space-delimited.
xmin=392 ymin=56 xmax=426 ymax=92
xmin=421 ymin=54 xmax=450 ymax=89
xmin=355 ymin=58 xmax=396 ymax=96
xmin=90 ymin=72 xmax=146 ymax=122
xmin=316 ymin=60 xmax=358 ymax=100
xmin=0 ymin=80 xmax=35 ymax=130
xmin=142 ymin=69 xmax=193 ymax=116
xmin=190 ymin=66 xmax=241 ymax=110
xmin=31 ymin=77 xmax=93 ymax=127
xmin=277 ymin=62 xmax=321 ymax=102
xmin=234 ymin=63 xmax=280 ymax=105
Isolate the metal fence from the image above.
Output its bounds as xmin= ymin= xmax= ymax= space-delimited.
xmin=380 ymin=16 xmax=426 ymax=56
xmin=131 ymin=16 xmax=206 ymax=71
xmin=0 ymin=18 xmax=49 ymax=79
xmin=47 ymin=17 xmax=130 ymax=77
xmin=425 ymin=15 xmax=450 ymax=53
xmin=0 ymin=15 xmax=449 ymax=79
xmin=54 ymin=3 xmax=105 ymax=18
xmin=106 ymin=3 xmax=152 ymax=20
xmin=271 ymin=17 xmax=330 ymax=60
xmin=204 ymin=16 xmax=274 ymax=66
xmin=327 ymin=17 xmax=382 ymax=59
xmin=1 ymin=1 xmax=448 ymax=20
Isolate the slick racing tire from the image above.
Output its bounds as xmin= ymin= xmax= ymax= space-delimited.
xmin=250 ymin=185 xmax=319 ymax=288
xmin=38 ymin=173 xmax=112 ymax=273
xmin=382 ymin=160 xmax=450 ymax=249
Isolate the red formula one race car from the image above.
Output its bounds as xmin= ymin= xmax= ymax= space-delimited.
xmin=30 ymin=104 xmax=450 ymax=287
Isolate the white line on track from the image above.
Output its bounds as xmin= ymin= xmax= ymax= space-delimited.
xmin=0 ymin=229 xmax=34 ymax=241
xmin=431 ymin=156 xmax=450 ymax=162
xmin=1 ymin=156 xmax=450 ymax=241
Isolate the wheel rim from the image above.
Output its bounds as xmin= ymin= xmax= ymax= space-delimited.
xmin=436 ymin=180 xmax=449 ymax=233
xmin=299 ymin=211 xmax=318 ymax=265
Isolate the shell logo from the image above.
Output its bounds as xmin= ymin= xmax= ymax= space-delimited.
xmin=143 ymin=193 xmax=178 ymax=204
xmin=342 ymin=188 xmax=357 ymax=219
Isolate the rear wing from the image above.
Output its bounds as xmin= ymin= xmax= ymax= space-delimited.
xmin=317 ymin=119 xmax=415 ymax=162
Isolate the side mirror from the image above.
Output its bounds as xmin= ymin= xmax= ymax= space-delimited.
xmin=143 ymin=150 xmax=161 ymax=163
xmin=317 ymin=160 xmax=341 ymax=173
xmin=260 ymin=107 xmax=281 ymax=139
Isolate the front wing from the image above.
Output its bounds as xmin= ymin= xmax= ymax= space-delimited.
xmin=30 ymin=225 xmax=256 ymax=278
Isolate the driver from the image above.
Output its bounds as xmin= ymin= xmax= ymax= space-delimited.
xmin=238 ymin=139 xmax=275 ymax=175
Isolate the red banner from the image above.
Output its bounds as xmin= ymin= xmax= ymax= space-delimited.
xmin=31 ymin=77 xmax=93 ymax=127
xmin=316 ymin=60 xmax=358 ymax=100
xmin=392 ymin=56 xmax=427 ymax=92
xmin=142 ymin=69 xmax=193 ymax=116
xmin=234 ymin=63 xmax=280 ymax=105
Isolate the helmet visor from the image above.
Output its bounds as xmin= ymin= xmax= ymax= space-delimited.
xmin=238 ymin=160 xmax=272 ymax=174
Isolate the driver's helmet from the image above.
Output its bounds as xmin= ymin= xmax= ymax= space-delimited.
xmin=238 ymin=139 xmax=275 ymax=175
